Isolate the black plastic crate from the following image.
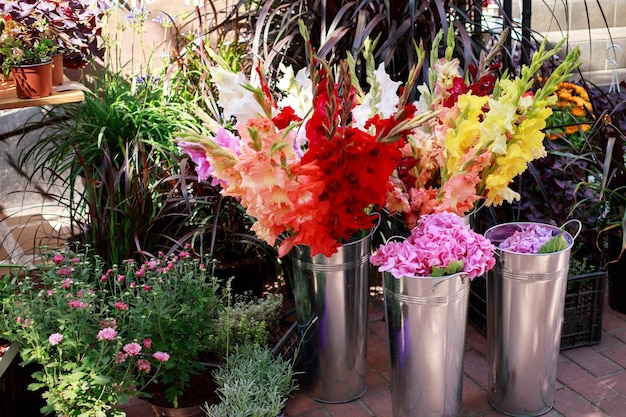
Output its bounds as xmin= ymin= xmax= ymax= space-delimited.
xmin=467 ymin=270 xmax=606 ymax=350
xmin=561 ymin=270 xmax=607 ymax=350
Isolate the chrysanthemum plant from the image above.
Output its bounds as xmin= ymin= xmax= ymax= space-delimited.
xmin=0 ymin=245 xmax=223 ymax=416
xmin=383 ymin=28 xmax=581 ymax=230
xmin=177 ymin=22 xmax=435 ymax=258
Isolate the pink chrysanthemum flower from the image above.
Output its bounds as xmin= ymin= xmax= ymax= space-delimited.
xmin=152 ymin=351 xmax=170 ymax=362
xmin=97 ymin=327 xmax=117 ymax=341
xmin=123 ymin=342 xmax=142 ymax=356
xmin=137 ymin=359 xmax=151 ymax=373
xmin=49 ymin=333 xmax=63 ymax=345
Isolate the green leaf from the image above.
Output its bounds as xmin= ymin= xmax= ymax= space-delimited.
xmin=432 ymin=260 xmax=464 ymax=277
xmin=538 ymin=234 xmax=568 ymax=254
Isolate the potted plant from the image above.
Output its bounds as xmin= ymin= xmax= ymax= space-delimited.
xmin=570 ymin=81 xmax=626 ymax=313
xmin=0 ymin=29 xmax=58 ymax=98
xmin=0 ymin=0 xmax=109 ymax=70
xmin=202 ymin=345 xmax=298 ymax=417
xmin=0 ymin=246 xmax=175 ymax=417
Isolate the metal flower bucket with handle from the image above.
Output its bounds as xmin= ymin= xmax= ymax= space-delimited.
xmin=485 ymin=220 xmax=580 ymax=416
xmin=290 ymin=228 xmax=374 ymax=403
xmin=383 ymin=271 xmax=470 ymax=417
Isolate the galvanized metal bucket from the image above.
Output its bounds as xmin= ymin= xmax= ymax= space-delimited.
xmin=290 ymin=229 xmax=374 ymax=403
xmin=383 ymin=271 xmax=470 ymax=417
xmin=485 ymin=221 xmax=580 ymax=416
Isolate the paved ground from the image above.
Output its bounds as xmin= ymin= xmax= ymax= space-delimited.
xmin=120 ymin=285 xmax=626 ymax=417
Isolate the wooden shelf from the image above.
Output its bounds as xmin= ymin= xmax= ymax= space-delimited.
xmin=0 ymin=79 xmax=86 ymax=111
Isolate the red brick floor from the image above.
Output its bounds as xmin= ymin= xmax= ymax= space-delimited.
xmin=122 ymin=286 xmax=626 ymax=417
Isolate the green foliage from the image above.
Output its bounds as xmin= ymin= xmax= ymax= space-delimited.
xmin=214 ymin=292 xmax=284 ymax=358
xmin=538 ymin=234 xmax=569 ymax=254
xmin=0 ymin=37 xmax=58 ymax=75
xmin=0 ymin=245 xmax=224 ymax=414
xmin=203 ymin=345 xmax=298 ymax=417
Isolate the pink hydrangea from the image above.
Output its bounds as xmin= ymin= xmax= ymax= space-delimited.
xmin=97 ymin=327 xmax=118 ymax=341
xmin=498 ymin=224 xmax=554 ymax=253
xmin=49 ymin=333 xmax=64 ymax=345
xmin=371 ymin=212 xmax=495 ymax=279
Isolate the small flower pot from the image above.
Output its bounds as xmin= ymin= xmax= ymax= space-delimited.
xmin=51 ymin=52 xmax=64 ymax=85
xmin=10 ymin=59 xmax=53 ymax=99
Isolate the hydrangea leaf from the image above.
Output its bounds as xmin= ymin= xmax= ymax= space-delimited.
xmin=537 ymin=234 xmax=568 ymax=254
xmin=432 ymin=260 xmax=464 ymax=277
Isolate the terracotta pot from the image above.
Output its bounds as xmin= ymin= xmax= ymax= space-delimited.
xmin=10 ymin=60 xmax=53 ymax=99
xmin=51 ymin=53 xmax=64 ymax=85
xmin=148 ymin=402 xmax=205 ymax=417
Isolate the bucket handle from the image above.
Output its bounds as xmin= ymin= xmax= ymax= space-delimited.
xmin=561 ymin=219 xmax=582 ymax=241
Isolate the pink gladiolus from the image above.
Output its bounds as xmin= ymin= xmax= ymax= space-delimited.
xmin=49 ymin=333 xmax=63 ymax=345
xmin=152 ymin=351 xmax=170 ymax=362
xmin=123 ymin=342 xmax=142 ymax=356
xmin=97 ymin=328 xmax=117 ymax=341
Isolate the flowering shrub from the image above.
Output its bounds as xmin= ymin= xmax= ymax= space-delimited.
xmin=384 ymin=32 xmax=581 ymax=228
xmin=0 ymin=0 xmax=109 ymax=68
xmin=370 ymin=212 xmax=495 ymax=279
xmin=0 ymin=245 xmax=223 ymax=415
xmin=177 ymin=31 xmax=431 ymax=257
xmin=545 ymin=81 xmax=592 ymax=147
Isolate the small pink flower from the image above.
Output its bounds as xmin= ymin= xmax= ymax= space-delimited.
xmin=23 ymin=318 xmax=33 ymax=328
xmin=49 ymin=333 xmax=63 ymax=345
xmin=61 ymin=278 xmax=73 ymax=289
xmin=142 ymin=338 xmax=152 ymax=349
xmin=123 ymin=342 xmax=142 ymax=356
xmin=51 ymin=253 xmax=64 ymax=264
xmin=117 ymin=274 xmax=125 ymax=282
xmin=68 ymin=299 xmax=90 ymax=309
xmin=152 ymin=351 xmax=170 ymax=362
xmin=72 ymin=257 xmax=81 ymax=264
xmin=97 ymin=327 xmax=117 ymax=341
xmin=184 ymin=243 xmax=191 ymax=250
xmin=137 ymin=359 xmax=151 ymax=373
xmin=146 ymin=260 xmax=157 ymax=270
xmin=115 ymin=301 xmax=129 ymax=310
xmin=135 ymin=268 xmax=145 ymax=278
xmin=115 ymin=352 xmax=127 ymax=363
xmin=130 ymin=282 xmax=136 ymax=288
xmin=46 ymin=289 xmax=54 ymax=296
xmin=100 ymin=318 xmax=116 ymax=328
xmin=144 ymin=285 xmax=152 ymax=292
xmin=16 ymin=316 xmax=23 ymax=324
xmin=100 ymin=275 xmax=108 ymax=282
xmin=179 ymin=251 xmax=190 ymax=258
xmin=58 ymin=267 xmax=72 ymax=277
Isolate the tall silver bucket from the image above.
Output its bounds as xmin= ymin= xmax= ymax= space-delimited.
xmin=290 ymin=230 xmax=373 ymax=403
xmin=383 ymin=271 xmax=470 ymax=417
xmin=485 ymin=221 xmax=578 ymax=416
